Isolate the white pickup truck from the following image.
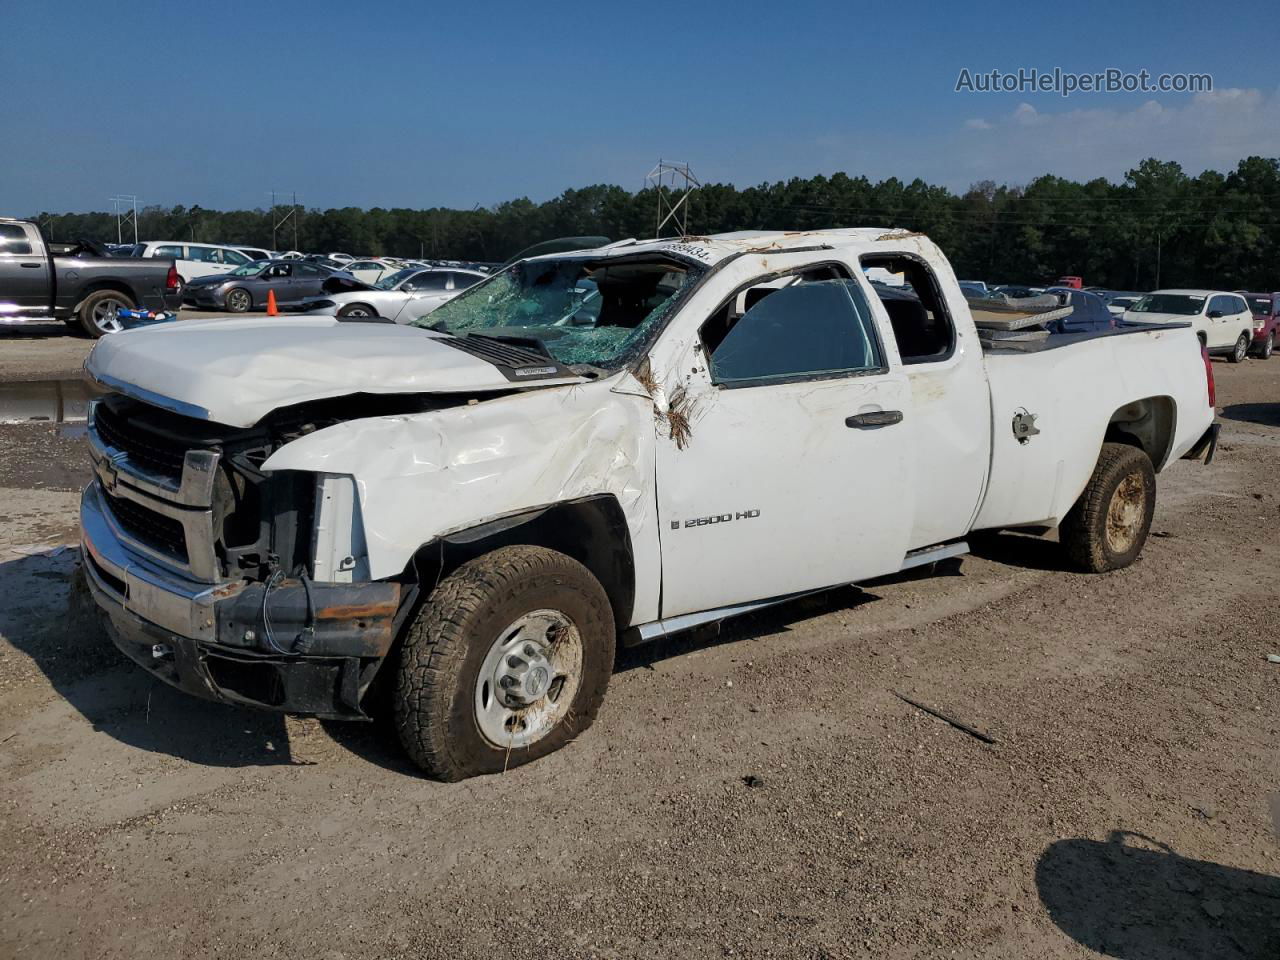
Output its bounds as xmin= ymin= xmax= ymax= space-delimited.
xmin=79 ymin=229 xmax=1219 ymax=780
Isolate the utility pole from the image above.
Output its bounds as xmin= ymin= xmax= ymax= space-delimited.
xmin=109 ymin=195 xmax=139 ymax=244
xmin=645 ymin=160 xmax=701 ymax=237
xmin=270 ymin=191 xmax=300 ymax=251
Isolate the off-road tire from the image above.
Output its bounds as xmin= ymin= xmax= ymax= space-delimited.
xmin=225 ymin=287 xmax=252 ymax=313
xmin=393 ymin=545 xmax=615 ymax=780
xmin=1229 ymin=333 xmax=1249 ymax=363
xmin=78 ymin=289 xmax=135 ymax=338
xmin=1059 ymin=442 xmax=1156 ymax=573
xmin=337 ymin=303 xmax=377 ymax=318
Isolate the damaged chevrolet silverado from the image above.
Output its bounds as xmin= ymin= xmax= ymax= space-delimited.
xmin=79 ymin=230 xmax=1219 ymax=780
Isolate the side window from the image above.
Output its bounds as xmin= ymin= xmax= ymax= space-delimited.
xmin=701 ymin=278 xmax=883 ymax=387
xmin=293 ymin=263 xmax=319 ymax=277
xmin=267 ymin=263 xmax=293 ymax=278
xmin=152 ymin=244 xmax=184 ymax=259
xmin=0 ymin=224 xmax=34 ymax=255
xmin=860 ymin=255 xmax=956 ymax=364
xmin=1231 ymin=296 xmax=1248 ymax=315
xmin=450 ymin=272 xmax=481 ymax=290
xmin=188 ymin=246 xmax=219 ymax=263
xmin=1206 ymin=295 xmax=1227 ymax=315
xmin=222 ymin=249 xmax=250 ymax=266
xmin=411 ymin=272 xmax=449 ymax=292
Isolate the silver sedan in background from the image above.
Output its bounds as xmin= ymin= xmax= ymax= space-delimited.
xmin=298 ymin=267 xmax=488 ymax=322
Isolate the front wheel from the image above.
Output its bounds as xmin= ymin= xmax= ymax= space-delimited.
xmin=337 ymin=303 xmax=376 ymax=318
xmin=394 ymin=545 xmax=615 ymax=780
xmin=1059 ymin=442 xmax=1156 ymax=573
xmin=224 ymin=287 xmax=252 ymax=313
xmin=1229 ymin=333 xmax=1249 ymax=363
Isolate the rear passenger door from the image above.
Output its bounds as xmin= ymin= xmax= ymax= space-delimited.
xmin=654 ymin=265 xmax=915 ymax=618
xmin=289 ymin=262 xmax=326 ymax=301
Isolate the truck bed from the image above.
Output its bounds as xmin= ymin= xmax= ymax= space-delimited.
xmin=981 ymin=320 xmax=1193 ymax=354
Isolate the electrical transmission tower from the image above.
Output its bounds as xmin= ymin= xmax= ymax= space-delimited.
xmin=270 ymin=191 xmax=300 ymax=251
xmin=109 ymin=195 xmax=139 ymax=244
xmin=645 ymin=160 xmax=701 ymax=237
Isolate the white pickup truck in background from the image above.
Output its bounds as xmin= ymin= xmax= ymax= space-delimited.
xmin=78 ymin=229 xmax=1219 ymax=780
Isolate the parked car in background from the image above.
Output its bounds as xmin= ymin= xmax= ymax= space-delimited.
xmin=1124 ymin=290 xmax=1255 ymax=362
xmin=182 ymin=259 xmax=348 ymax=313
xmin=299 ymin=267 xmax=487 ymax=320
xmin=958 ymin=281 xmax=988 ymax=298
xmin=1055 ymin=275 xmax=1084 ymax=289
xmin=0 ymin=219 xmax=178 ymax=336
xmin=1239 ymin=291 xmax=1279 ymax=359
xmin=959 ymin=280 xmax=989 ymax=294
xmin=231 ymin=246 xmax=271 ymax=262
xmin=327 ymin=252 xmax=354 ymax=264
xmin=275 ymin=250 xmax=306 ymax=260
xmin=1105 ymin=295 xmax=1140 ymax=317
xmin=134 ymin=241 xmax=254 ymax=288
xmin=992 ymin=284 xmax=1045 ymax=299
xmin=1040 ymin=288 xmax=1116 ymax=333
xmin=346 ymin=259 xmax=405 ymax=286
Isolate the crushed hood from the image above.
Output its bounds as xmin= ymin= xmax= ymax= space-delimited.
xmin=85 ymin=316 xmax=584 ymax=427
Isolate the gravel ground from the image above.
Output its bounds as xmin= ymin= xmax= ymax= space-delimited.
xmin=0 ymin=356 xmax=1277 ymax=960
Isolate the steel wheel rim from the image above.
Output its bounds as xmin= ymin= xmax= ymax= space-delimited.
xmin=92 ymin=298 xmax=126 ymax=334
xmin=474 ymin=608 xmax=583 ymax=749
xmin=1105 ymin=472 xmax=1146 ymax=554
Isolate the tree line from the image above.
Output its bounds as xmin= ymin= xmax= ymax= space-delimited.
xmin=29 ymin=156 xmax=1280 ymax=291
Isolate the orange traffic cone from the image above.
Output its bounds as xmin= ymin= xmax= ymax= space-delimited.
xmin=266 ymin=289 xmax=279 ymax=316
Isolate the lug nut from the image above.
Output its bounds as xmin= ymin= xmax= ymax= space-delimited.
xmin=506 ymin=655 xmax=524 ymax=668
xmin=499 ymin=676 xmax=517 ymax=688
xmin=523 ymin=644 xmax=538 ymax=657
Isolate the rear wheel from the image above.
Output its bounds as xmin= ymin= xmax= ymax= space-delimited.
xmin=337 ymin=303 xmax=377 ymax=318
xmin=1229 ymin=333 xmax=1249 ymax=363
xmin=224 ymin=287 xmax=252 ymax=313
xmin=78 ymin=290 xmax=134 ymax=338
xmin=1256 ymin=332 xmax=1273 ymax=360
xmin=394 ymin=545 xmax=615 ymax=781
xmin=1059 ymin=442 xmax=1156 ymax=573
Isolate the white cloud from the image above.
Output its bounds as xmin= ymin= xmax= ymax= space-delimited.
xmin=951 ymin=88 xmax=1280 ymax=185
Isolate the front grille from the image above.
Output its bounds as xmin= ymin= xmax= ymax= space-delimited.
xmin=94 ymin=402 xmax=187 ymax=480
xmin=103 ymin=488 xmax=189 ymax=562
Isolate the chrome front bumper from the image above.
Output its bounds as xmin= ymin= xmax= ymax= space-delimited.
xmin=81 ymin=482 xmax=402 ymax=718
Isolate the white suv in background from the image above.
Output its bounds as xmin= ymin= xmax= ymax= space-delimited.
xmin=1124 ymin=289 xmax=1256 ymax=362
xmin=135 ymin=241 xmax=255 ymax=288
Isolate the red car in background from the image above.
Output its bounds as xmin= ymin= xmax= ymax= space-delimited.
xmin=1240 ymin=292 xmax=1279 ymax=359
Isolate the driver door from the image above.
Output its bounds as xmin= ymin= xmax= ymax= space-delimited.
xmin=655 ymin=269 xmax=916 ymax=618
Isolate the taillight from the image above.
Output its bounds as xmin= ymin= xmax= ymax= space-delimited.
xmin=165 ymin=265 xmax=179 ymax=291
xmin=1201 ymin=343 xmax=1216 ymax=408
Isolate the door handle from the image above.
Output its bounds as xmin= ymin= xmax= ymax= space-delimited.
xmin=19 ymin=262 xmax=41 ymax=268
xmin=845 ymin=410 xmax=903 ymax=428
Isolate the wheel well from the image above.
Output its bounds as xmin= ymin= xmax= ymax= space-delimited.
xmin=1105 ymin=396 xmax=1176 ymax=471
xmin=410 ymin=495 xmax=636 ymax=633
xmin=72 ymin=281 xmax=136 ymax=313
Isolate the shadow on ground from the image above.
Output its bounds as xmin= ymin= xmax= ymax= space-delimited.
xmin=0 ymin=548 xmax=299 ymax=767
xmin=1221 ymin=402 xmax=1280 ymax=428
xmin=1037 ymin=831 xmax=1280 ymax=958
xmin=968 ymin=529 xmax=1074 ymax=572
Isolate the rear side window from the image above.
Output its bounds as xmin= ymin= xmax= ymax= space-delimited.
xmin=151 ymin=244 xmax=183 ymax=259
xmin=450 ymin=272 xmax=482 ymax=290
xmin=860 ymin=254 xmax=955 ymax=364
xmin=222 ymin=249 xmax=250 ymax=266
xmin=703 ymin=279 xmax=883 ymax=387
xmin=410 ymin=272 xmax=450 ymax=291
xmin=0 ymin=224 xmax=33 ymax=255
xmin=188 ymin=246 xmax=220 ymax=263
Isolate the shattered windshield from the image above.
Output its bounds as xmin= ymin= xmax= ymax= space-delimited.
xmin=410 ymin=255 xmax=703 ymax=368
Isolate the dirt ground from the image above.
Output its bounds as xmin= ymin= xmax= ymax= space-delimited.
xmin=0 ymin=348 xmax=1277 ymax=960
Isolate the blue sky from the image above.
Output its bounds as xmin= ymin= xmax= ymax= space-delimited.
xmin=3 ymin=0 xmax=1278 ymax=215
